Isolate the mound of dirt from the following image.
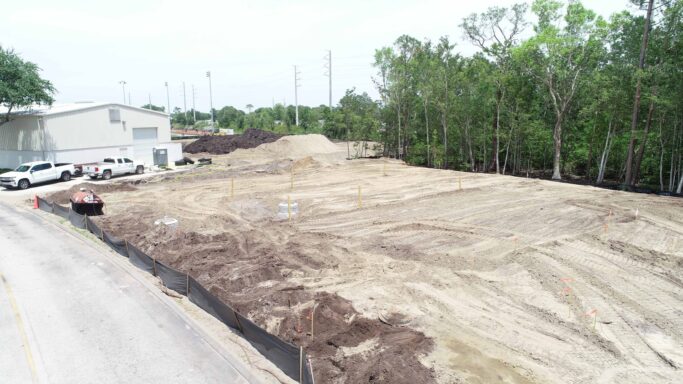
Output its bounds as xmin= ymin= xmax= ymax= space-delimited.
xmin=92 ymin=218 xmax=435 ymax=384
xmin=47 ymin=183 xmax=137 ymax=204
xmin=184 ymin=128 xmax=282 ymax=154
xmin=232 ymin=134 xmax=340 ymax=159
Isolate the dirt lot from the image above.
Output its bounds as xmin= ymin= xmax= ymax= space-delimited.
xmin=60 ymin=135 xmax=683 ymax=383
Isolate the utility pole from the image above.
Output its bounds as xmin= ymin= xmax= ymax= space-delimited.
xmin=294 ymin=65 xmax=301 ymax=126
xmin=119 ymin=81 xmax=127 ymax=104
xmin=324 ymin=50 xmax=332 ymax=109
xmin=128 ymin=92 xmax=131 ymax=106
xmin=148 ymin=93 xmax=152 ymax=109
xmin=182 ymin=82 xmax=188 ymax=127
xmin=191 ymin=85 xmax=197 ymax=124
xmin=206 ymin=71 xmax=214 ymax=130
xmin=164 ymin=82 xmax=170 ymax=116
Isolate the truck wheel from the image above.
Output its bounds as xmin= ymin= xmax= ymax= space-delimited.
xmin=102 ymin=170 xmax=112 ymax=180
xmin=18 ymin=179 xmax=30 ymax=190
xmin=135 ymin=165 xmax=144 ymax=174
xmin=60 ymin=172 xmax=71 ymax=182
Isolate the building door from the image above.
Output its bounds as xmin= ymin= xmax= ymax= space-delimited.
xmin=132 ymin=128 xmax=157 ymax=165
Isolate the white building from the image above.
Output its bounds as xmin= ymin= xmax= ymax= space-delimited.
xmin=0 ymin=102 xmax=182 ymax=169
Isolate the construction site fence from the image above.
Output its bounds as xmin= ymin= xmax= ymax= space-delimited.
xmin=36 ymin=196 xmax=314 ymax=384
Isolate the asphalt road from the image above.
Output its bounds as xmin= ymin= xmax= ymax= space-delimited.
xmin=0 ymin=202 xmax=258 ymax=384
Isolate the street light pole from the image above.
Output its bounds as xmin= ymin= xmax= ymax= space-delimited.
xmin=164 ymin=82 xmax=171 ymax=117
xmin=206 ymin=71 xmax=214 ymax=130
xmin=119 ymin=81 xmax=127 ymax=104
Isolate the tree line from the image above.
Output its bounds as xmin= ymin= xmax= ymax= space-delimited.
xmin=171 ymin=0 xmax=682 ymax=192
xmin=4 ymin=1 xmax=681 ymax=192
xmin=370 ymin=0 xmax=682 ymax=192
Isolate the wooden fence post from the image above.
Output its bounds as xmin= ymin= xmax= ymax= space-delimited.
xmin=299 ymin=346 xmax=304 ymax=384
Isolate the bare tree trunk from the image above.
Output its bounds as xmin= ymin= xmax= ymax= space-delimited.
xmin=552 ymin=116 xmax=563 ymax=180
xmin=659 ymin=119 xmax=665 ymax=191
xmin=587 ymin=114 xmax=597 ymax=180
xmin=631 ymin=87 xmax=657 ymax=185
xmin=441 ymin=111 xmax=448 ymax=169
xmin=465 ymin=118 xmax=474 ymax=171
xmin=502 ymin=123 xmax=514 ymax=175
xmin=495 ymin=96 xmax=501 ymax=174
xmin=424 ymin=99 xmax=430 ymax=167
xmin=488 ymin=89 xmax=501 ymax=172
xmin=670 ymin=125 xmax=676 ymax=191
xmin=442 ymin=66 xmax=449 ymax=169
xmin=624 ymin=0 xmax=655 ymax=186
xmin=597 ymin=119 xmax=613 ymax=185
xmin=397 ymin=103 xmax=401 ymax=159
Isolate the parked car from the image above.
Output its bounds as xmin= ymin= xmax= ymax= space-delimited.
xmin=0 ymin=161 xmax=76 ymax=190
xmin=83 ymin=157 xmax=144 ymax=180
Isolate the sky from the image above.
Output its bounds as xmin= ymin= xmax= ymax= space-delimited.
xmin=1 ymin=0 xmax=636 ymax=112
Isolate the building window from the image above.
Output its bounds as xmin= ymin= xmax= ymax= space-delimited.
xmin=109 ymin=108 xmax=121 ymax=122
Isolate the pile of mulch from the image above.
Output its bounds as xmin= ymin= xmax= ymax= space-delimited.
xmin=94 ymin=219 xmax=436 ymax=384
xmin=184 ymin=128 xmax=283 ymax=154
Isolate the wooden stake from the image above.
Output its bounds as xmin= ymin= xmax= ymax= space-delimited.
xmin=358 ymin=185 xmax=362 ymax=209
xmin=382 ymin=162 xmax=387 ymax=176
xmin=299 ymin=346 xmax=304 ymax=383
xmin=186 ymin=273 xmax=190 ymax=294
xmin=458 ymin=176 xmax=462 ymax=191
xmin=233 ymin=310 xmax=244 ymax=333
xmin=311 ymin=303 xmax=318 ymax=338
xmin=308 ymin=357 xmax=316 ymax=384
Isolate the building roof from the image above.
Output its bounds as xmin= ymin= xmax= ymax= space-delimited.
xmin=1 ymin=102 xmax=169 ymax=118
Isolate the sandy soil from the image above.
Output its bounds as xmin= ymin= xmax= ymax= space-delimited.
xmin=63 ymin=135 xmax=683 ymax=383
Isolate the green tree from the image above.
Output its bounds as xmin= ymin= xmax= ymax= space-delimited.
xmin=0 ymin=46 xmax=55 ymax=122
xmin=517 ymin=0 xmax=605 ymax=179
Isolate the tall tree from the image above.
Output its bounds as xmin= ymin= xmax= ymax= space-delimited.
xmin=518 ymin=0 xmax=604 ymax=180
xmin=624 ymin=0 xmax=656 ymax=186
xmin=0 ymin=46 xmax=55 ymax=122
xmin=461 ymin=3 xmax=528 ymax=173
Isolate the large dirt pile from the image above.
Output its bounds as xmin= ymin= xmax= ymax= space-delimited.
xmin=232 ymin=134 xmax=340 ymax=158
xmin=184 ymin=128 xmax=282 ymax=154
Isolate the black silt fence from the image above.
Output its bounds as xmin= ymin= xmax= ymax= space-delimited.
xmin=69 ymin=210 xmax=87 ymax=229
xmin=102 ymin=231 xmax=128 ymax=257
xmin=127 ymin=242 xmax=156 ymax=275
xmin=235 ymin=311 xmax=302 ymax=380
xmin=155 ymin=260 xmax=188 ymax=296
xmin=36 ymin=197 xmax=315 ymax=383
xmin=187 ymin=277 xmax=240 ymax=329
xmin=37 ymin=197 xmax=53 ymax=213
xmin=53 ymin=203 xmax=70 ymax=219
xmin=85 ymin=215 xmax=103 ymax=238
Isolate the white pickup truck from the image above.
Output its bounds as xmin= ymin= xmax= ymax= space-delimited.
xmin=83 ymin=157 xmax=145 ymax=180
xmin=0 ymin=161 xmax=75 ymax=190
